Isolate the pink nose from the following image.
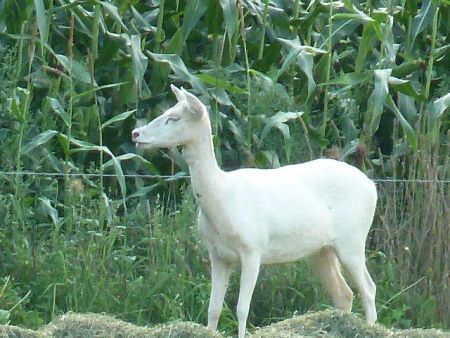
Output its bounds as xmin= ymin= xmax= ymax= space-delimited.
xmin=132 ymin=130 xmax=140 ymax=139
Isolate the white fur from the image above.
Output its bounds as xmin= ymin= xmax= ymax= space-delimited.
xmin=132 ymin=85 xmax=377 ymax=337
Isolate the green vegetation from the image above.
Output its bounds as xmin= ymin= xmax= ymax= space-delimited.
xmin=0 ymin=0 xmax=448 ymax=335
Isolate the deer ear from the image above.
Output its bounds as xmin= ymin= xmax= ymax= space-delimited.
xmin=171 ymin=84 xmax=185 ymax=102
xmin=182 ymin=88 xmax=205 ymax=120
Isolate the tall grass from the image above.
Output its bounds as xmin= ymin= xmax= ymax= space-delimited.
xmin=1 ymin=175 xmax=447 ymax=332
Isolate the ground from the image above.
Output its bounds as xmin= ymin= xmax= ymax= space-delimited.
xmin=0 ymin=310 xmax=448 ymax=337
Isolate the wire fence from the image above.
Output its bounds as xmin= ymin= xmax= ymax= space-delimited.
xmin=0 ymin=170 xmax=449 ymax=184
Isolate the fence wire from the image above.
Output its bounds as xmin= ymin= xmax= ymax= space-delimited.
xmin=0 ymin=170 xmax=449 ymax=184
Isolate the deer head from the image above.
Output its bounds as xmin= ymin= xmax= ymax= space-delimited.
xmin=132 ymin=85 xmax=207 ymax=149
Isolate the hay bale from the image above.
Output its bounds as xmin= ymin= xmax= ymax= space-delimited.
xmin=0 ymin=325 xmax=45 ymax=338
xmin=252 ymin=309 xmax=449 ymax=337
xmin=396 ymin=328 xmax=449 ymax=338
xmin=40 ymin=313 xmax=148 ymax=338
xmin=3 ymin=310 xmax=448 ymax=337
xmin=253 ymin=309 xmax=391 ymax=337
xmin=39 ymin=312 xmax=222 ymax=338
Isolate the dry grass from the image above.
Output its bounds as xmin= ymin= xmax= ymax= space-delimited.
xmin=39 ymin=312 xmax=222 ymax=338
xmin=1 ymin=310 xmax=448 ymax=338
xmin=254 ymin=309 xmax=448 ymax=337
xmin=0 ymin=325 xmax=44 ymax=338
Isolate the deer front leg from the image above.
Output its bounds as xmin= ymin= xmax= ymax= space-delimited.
xmin=207 ymin=254 xmax=231 ymax=330
xmin=237 ymin=253 xmax=260 ymax=338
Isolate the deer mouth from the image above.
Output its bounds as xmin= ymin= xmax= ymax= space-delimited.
xmin=134 ymin=141 xmax=153 ymax=149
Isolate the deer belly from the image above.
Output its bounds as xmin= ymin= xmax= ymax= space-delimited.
xmin=261 ymin=223 xmax=333 ymax=265
xmin=211 ymin=239 xmax=241 ymax=263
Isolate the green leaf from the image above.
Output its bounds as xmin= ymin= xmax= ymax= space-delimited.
xmin=410 ymin=0 xmax=435 ymax=47
xmin=131 ymin=5 xmax=156 ymax=33
xmin=228 ymin=120 xmax=247 ymax=147
xmin=34 ymin=0 xmax=49 ymax=45
xmin=39 ymin=197 xmax=59 ymax=225
xmin=55 ymin=54 xmax=91 ymax=84
xmin=101 ymin=109 xmax=136 ymax=130
xmin=182 ymin=0 xmax=208 ymax=40
xmin=102 ymin=193 xmax=115 ymax=225
xmin=72 ymin=82 xmax=129 ymax=100
xmin=318 ymin=19 xmax=360 ymax=50
xmin=425 ymin=89 xmax=445 ymax=137
xmin=398 ymin=93 xmax=417 ymax=121
xmin=369 ymin=69 xmax=392 ymax=134
xmin=47 ymin=97 xmax=70 ymax=127
xmin=260 ymin=111 xmax=304 ymax=144
xmin=297 ymin=52 xmax=316 ymax=97
xmin=276 ymin=38 xmax=323 ymax=96
xmin=275 ymin=44 xmax=301 ymax=81
xmin=333 ymin=13 xmax=373 ymax=22
xmin=103 ymin=153 xmax=159 ymax=174
xmin=319 ymin=72 xmax=367 ymax=86
xmin=110 ymin=154 xmax=127 ymax=201
xmin=433 ymin=44 xmax=450 ymax=59
xmin=355 ymin=22 xmax=378 ymax=73
xmin=385 ymin=95 xmax=417 ymax=150
xmin=340 ymin=0 xmax=375 ymax=25
xmin=147 ymin=52 xmax=205 ymax=92
xmin=64 ymin=137 xmax=127 ymax=200
xmin=9 ymin=97 xmax=24 ymax=122
xmin=219 ymin=0 xmax=238 ymax=43
xmin=100 ymin=1 xmax=128 ymax=31
xmin=56 ymin=133 xmax=70 ymax=156
xmin=125 ymin=184 xmax=159 ymax=201
xmin=166 ymin=28 xmax=185 ymax=54
xmin=254 ymin=150 xmax=281 ymax=168
xmin=430 ymin=93 xmax=450 ymax=121
xmin=130 ymin=35 xmax=148 ymax=93
xmin=388 ymin=77 xmax=424 ymax=101
xmin=384 ymin=15 xmax=397 ymax=65
xmin=21 ymin=130 xmax=59 ymax=155
xmin=196 ymin=73 xmax=246 ymax=94
xmin=392 ymin=60 xmax=422 ymax=78
xmin=0 ymin=310 xmax=10 ymax=325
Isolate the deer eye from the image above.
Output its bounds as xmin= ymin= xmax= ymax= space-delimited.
xmin=165 ymin=116 xmax=180 ymax=124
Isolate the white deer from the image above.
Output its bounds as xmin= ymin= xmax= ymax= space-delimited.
xmin=132 ymin=85 xmax=377 ymax=338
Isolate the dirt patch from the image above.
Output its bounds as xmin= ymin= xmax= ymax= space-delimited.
xmin=0 ymin=310 xmax=448 ymax=338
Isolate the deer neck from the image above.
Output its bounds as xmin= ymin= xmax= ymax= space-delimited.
xmin=182 ymin=125 xmax=224 ymax=216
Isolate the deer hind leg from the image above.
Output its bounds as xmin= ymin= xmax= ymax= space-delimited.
xmin=335 ymin=244 xmax=377 ymax=324
xmin=310 ymin=247 xmax=353 ymax=312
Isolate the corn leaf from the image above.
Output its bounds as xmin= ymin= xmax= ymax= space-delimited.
xmin=369 ymin=69 xmax=392 ymax=134
xmin=55 ymin=54 xmax=91 ymax=84
xmin=219 ymin=0 xmax=238 ymax=43
xmin=34 ymin=0 xmax=48 ymax=45
xmin=39 ymin=197 xmax=59 ymax=226
xmin=130 ymin=35 xmax=148 ymax=94
xmin=196 ymin=73 xmax=246 ymax=94
xmin=103 ymin=153 xmax=159 ymax=175
xmin=47 ymin=97 xmax=70 ymax=127
xmin=182 ymin=0 xmax=208 ymax=40
xmin=101 ymin=109 xmax=136 ymax=130
xmin=21 ymin=130 xmax=59 ymax=155
xmin=410 ymin=0 xmax=435 ymax=47
xmin=386 ymin=95 xmax=417 ymax=150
